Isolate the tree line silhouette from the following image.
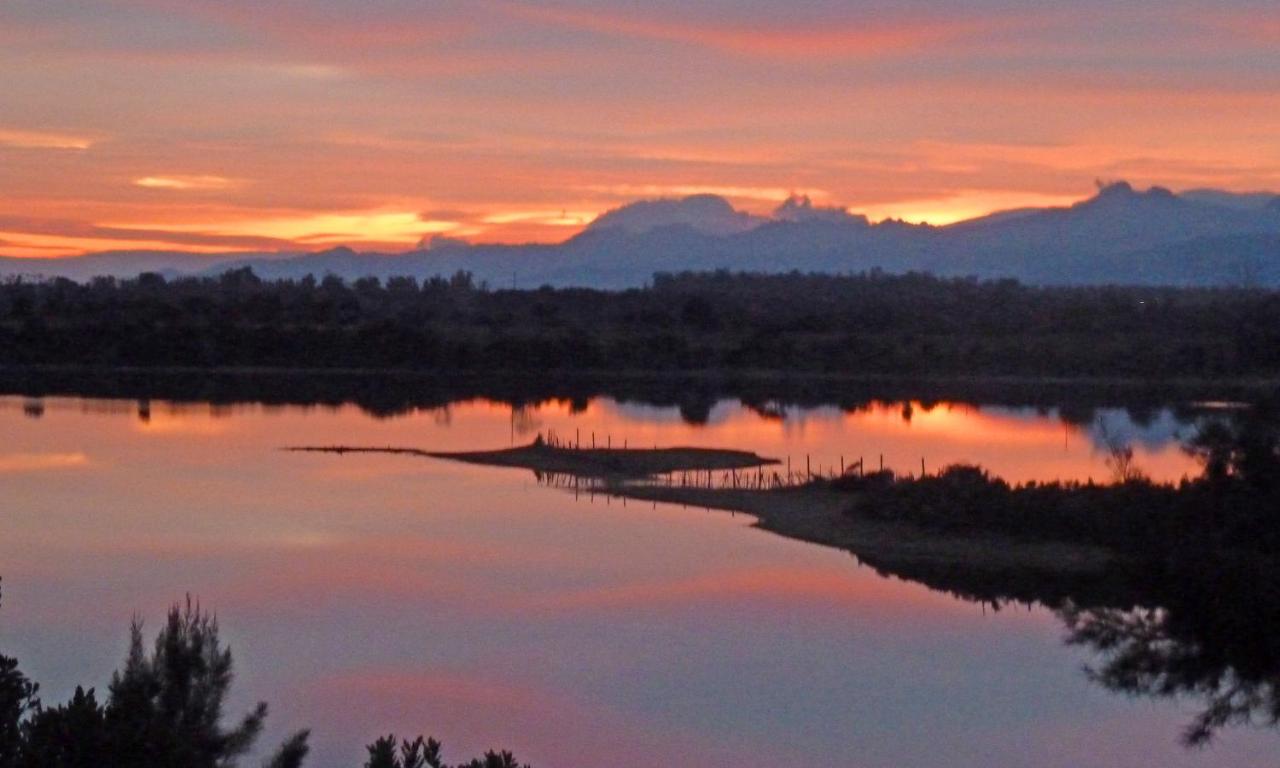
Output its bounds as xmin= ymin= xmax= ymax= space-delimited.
xmin=0 ymin=590 xmax=529 ymax=768
xmin=2 ymin=269 xmax=1279 ymax=377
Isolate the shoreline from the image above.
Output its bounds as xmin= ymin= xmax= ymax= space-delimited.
xmin=286 ymin=440 xmax=1116 ymax=576
xmin=3 ymin=363 xmax=1279 ymax=391
xmin=598 ymin=483 xmax=1117 ymax=577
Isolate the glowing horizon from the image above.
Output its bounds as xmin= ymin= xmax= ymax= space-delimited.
xmin=2 ymin=1 xmax=1278 ymax=258
xmin=0 ymin=189 xmax=1110 ymax=259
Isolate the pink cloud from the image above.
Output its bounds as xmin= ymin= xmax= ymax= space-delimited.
xmin=497 ymin=2 xmax=997 ymax=60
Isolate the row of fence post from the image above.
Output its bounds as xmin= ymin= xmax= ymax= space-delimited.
xmin=536 ymin=459 xmax=935 ymax=494
xmin=536 ymin=430 xmax=926 ymax=481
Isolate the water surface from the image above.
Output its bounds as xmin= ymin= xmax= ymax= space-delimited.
xmin=0 ymin=395 xmax=1271 ymax=767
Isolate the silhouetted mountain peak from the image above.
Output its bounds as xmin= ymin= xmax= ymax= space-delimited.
xmin=1095 ymin=180 xmax=1172 ymax=202
xmin=1182 ymin=189 xmax=1280 ymax=210
xmin=875 ymin=217 xmax=932 ymax=231
xmin=773 ymin=195 xmax=869 ymax=226
xmin=1065 ymin=182 xmax=1189 ymax=220
xmin=315 ymin=246 xmax=357 ymax=258
xmin=8 ymin=184 xmax=1280 ymax=288
xmin=587 ymin=194 xmax=765 ymax=236
xmin=419 ymin=234 xmax=470 ymax=252
xmin=1097 ymin=180 xmax=1135 ymax=198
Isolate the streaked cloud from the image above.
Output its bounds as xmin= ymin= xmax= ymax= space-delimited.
xmin=134 ymin=175 xmax=240 ymax=191
xmin=0 ymin=129 xmax=94 ymax=150
xmin=1 ymin=1 xmax=1277 ymax=256
xmin=117 ymin=211 xmax=461 ymax=248
xmin=481 ymin=210 xmax=598 ymax=227
xmin=0 ymin=212 xmax=301 ymax=258
xmin=498 ymin=2 xmax=994 ymax=59
xmin=0 ymin=230 xmax=246 ymax=259
xmin=584 ymin=184 xmax=828 ymax=203
xmin=261 ymin=63 xmax=354 ymax=80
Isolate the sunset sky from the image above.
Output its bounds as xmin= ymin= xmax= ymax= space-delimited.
xmin=2 ymin=0 xmax=1279 ymax=257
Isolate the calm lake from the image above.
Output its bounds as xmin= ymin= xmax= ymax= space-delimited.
xmin=0 ymin=393 xmax=1273 ymax=767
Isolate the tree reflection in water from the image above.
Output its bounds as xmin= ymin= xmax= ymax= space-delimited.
xmin=840 ymin=398 xmax=1280 ymax=748
xmin=1061 ymin=556 xmax=1280 ymax=746
xmin=1059 ymin=399 xmax=1279 ymax=746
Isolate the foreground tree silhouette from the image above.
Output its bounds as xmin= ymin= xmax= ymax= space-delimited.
xmin=0 ymin=586 xmax=530 ymax=767
xmin=0 ymin=651 xmax=37 ymax=768
xmin=0 ymin=578 xmax=39 ymax=768
xmin=13 ymin=597 xmax=310 ymax=768
xmin=363 ymin=735 xmax=529 ymax=768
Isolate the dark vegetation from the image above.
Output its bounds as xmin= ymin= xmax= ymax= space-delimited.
xmin=0 ymin=589 xmax=530 ymax=768
xmin=851 ymin=543 xmax=1280 ymax=747
xmin=1060 ymin=555 xmax=1280 ymax=748
xmin=3 ymin=269 xmax=1280 ymax=377
xmin=825 ymin=397 xmax=1280 ymax=745
xmin=835 ymin=397 xmax=1280 ymax=556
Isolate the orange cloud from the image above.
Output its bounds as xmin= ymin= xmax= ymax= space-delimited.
xmin=108 ymin=210 xmax=460 ymax=248
xmin=499 ymin=3 xmax=991 ymax=59
xmin=134 ymin=175 xmax=240 ymax=191
xmin=583 ymin=183 xmax=827 ymax=203
xmin=3 ymin=4 xmax=1279 ymax=259
xmin=0 ymin=129 xmax=94 ymax=150
xmin=0 ymin=230 xmax=243 ymax=259
xmin=481 ymin=209 xmax=598 ymax=227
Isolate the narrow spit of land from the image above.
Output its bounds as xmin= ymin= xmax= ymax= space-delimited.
xmin=286 ymin=439 xmax=1109 ymax=575
xmin=600 ymin=483 xmax=1114 ymax=574
xmin=288 ymin=405 xmax=1280 ymax=581
xmin=285 ymin=439 xmax=779 ymax=478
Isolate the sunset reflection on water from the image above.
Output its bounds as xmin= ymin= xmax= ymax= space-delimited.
xmin=1 ymin=395 xmax=1265 ymax=768
xmin=1 ymin=394 xmax=1199 ymax=481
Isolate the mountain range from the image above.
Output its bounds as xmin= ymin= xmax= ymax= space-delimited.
xmin=4 ymin=182 xmax=1279 ymax=288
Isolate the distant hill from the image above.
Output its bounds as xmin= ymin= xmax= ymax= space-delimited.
xmin=1180 ymin=189 xmax=1280 ymax=211
xmin=0 ymin=249 xmax=291 ymax=281
xmin=4 ymin=183 xmax=1280 ymax=288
